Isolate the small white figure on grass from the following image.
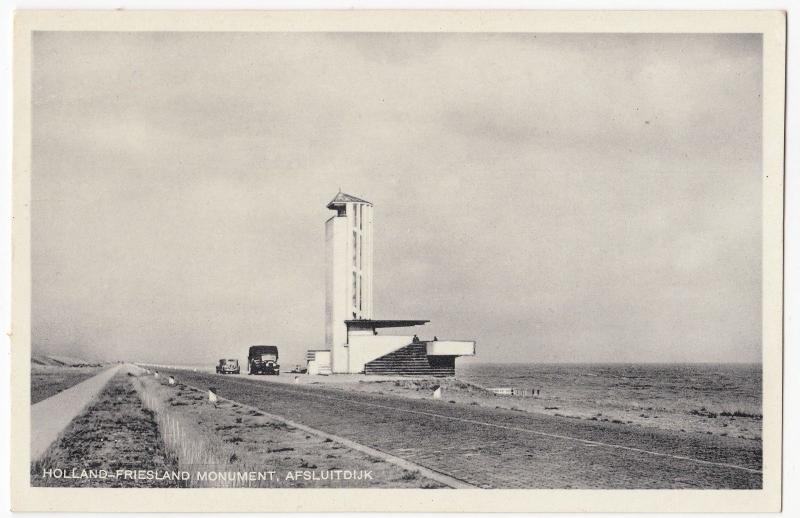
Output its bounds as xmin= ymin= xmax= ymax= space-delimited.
xmin=208 ymin=388 xmax=218 ymax=404
xmin=154 ymin=371 xmax=159 ymax=378
xmin=294 ymin=376 xmax=300 ymax=384
xmin=432 ymin=386 xmax=442 ymax=399
xmin=168 ymin=376 xmax=176 ymax=385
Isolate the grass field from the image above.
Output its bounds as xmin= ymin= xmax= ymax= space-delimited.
xmin=30 ymin=366 xmax=445 ymax=488
xmin=31 ymin=367 xmax=105 ymax=404
xmin=31 ymin=372 xmax=180 ymax=488
xmin=31 ymin=354 xmax=106 ymax=404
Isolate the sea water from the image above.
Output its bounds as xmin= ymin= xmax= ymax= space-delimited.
xmin=458 ymin=362 xmax=762 ymax=418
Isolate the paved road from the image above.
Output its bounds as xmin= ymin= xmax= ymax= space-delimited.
xmin=31 ymin=365 xmax=121 ymax=462
xmin=158 ymin=368 xmax=762 ymax=489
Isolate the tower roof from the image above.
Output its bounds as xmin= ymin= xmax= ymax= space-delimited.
xmin=327 ymin=191 xmax=372 ymax=209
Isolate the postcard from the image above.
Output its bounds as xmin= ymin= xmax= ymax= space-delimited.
xmin=10 ymin=9 xmax=785 ymax=512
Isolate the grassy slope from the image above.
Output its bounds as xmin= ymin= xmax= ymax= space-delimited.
xmin=136 ymin=374 xmax=445 ymax=488
xmin=32 ymin=372 xmax=181 ymax=487
xmin=31 ymin=354 xmax=107 ymax=404
xmin=31 ymin=368 xmax=105 ymax=404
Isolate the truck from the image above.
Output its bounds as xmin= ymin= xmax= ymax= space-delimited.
xmin=215 ymin=358 xmax=240 ymax=374
xmin=247 ymin=345 xmax=280 ymax=375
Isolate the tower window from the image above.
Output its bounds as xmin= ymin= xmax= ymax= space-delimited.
xmin=352 ymin=271 xmax=357 ymax=308
xmin=353 ymin=231 xmax=358 ymax=267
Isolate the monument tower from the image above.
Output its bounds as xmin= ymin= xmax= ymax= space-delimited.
xmin=306 ymin=190 xmax=474 ymax=376
xmin=325 ymin=191 xmax=373 ymax=373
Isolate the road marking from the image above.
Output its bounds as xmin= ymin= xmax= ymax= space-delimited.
xmin=166 ymin=370 xmax=763 ymax=477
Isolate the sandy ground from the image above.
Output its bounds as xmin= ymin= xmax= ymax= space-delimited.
xmin=32 ymin=372 xmax=180 ymax=488
xmin=205 ymin=370 xmax=761 ymax=441
xmin=341 ymin=378 xmax=762 ymax=440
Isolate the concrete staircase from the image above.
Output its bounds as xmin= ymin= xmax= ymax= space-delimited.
xmin=364 ymin=342 xmax=456 ymax=377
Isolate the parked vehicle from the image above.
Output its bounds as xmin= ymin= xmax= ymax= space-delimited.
xmin=216 ymin=358 xmax=240 ymax=374
xmin=248 ymin=345 xmax=280 ymax=375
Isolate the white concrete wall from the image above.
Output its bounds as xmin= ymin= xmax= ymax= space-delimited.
xmin=313 ymin=350 xmax=331 ymax=364
xmin=347 ymin=335 xmax=414 ymax=373
xmin=426 ymin=340 xmax=476 ymax=356
xmin=307 ymin=350 xmax=331 ymax=375
xmin=362 ymin=204 xmax=374 ymax=318
xmin=326 ymin=216 xmax=349 ymax=373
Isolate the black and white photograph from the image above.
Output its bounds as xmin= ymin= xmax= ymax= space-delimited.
xmin=9 ymin=9 xmax=786 ymax=513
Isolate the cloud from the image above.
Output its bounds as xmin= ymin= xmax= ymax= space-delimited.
xmin=31 ymin=32 xmax=762 ymax=364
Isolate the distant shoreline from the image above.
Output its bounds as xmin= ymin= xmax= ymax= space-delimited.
xmin=126 ymin=360 xmax=763 ymax=370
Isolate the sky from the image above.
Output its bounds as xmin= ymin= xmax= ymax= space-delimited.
xmin=31 ymin=32 xmax=763 ymax=365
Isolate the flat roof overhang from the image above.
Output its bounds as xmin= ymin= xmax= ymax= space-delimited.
xmin=345 ymin=319 xmax=429 ymax=329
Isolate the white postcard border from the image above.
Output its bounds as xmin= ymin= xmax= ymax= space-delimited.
xmin=10 ymin=9 xmax=785 ymax=512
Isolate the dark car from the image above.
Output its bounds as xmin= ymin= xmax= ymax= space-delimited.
xmin=248 ymin=345 xmax=280 ymax=375
xmin=216 ymin=358 xmax=240 ymax=374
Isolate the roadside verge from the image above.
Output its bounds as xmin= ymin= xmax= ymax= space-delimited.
xmin=30 ymin=364 xmax=121 ymax=461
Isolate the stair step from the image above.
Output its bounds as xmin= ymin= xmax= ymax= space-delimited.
xmin=365 ymin=342 xmax=455 ymax=377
